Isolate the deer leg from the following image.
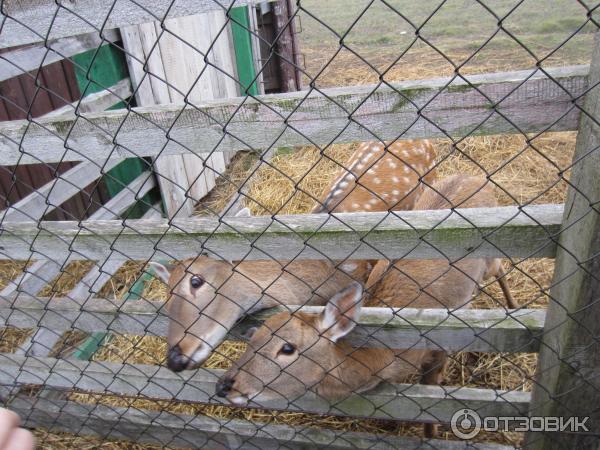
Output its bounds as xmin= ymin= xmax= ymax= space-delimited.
xmin=487 ymin=259 xmax=517 ymax=309
xmin=420 ymin=350 xmax=448 ymax=438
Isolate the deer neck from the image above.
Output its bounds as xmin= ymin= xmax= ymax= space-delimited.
xmin=315 ymin=344 xmax=425 ymax=398
xmin=316 ymin=344 xmax=396 ymax=398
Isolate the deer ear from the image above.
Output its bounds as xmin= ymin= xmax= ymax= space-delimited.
xmin=318 ymin=282 xmax=363 ymax=342
xmin=148 ymin=261 xmax=174 ymax=284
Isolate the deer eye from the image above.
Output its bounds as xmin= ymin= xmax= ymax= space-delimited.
xmin=279 ymin=343 xmax=296 ymax=355
xmin=190 ymin=275 xmax=204 ymax=289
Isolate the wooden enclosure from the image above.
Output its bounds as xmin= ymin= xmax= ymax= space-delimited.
xmin=0 ymin=1 xmax=598 ymax=449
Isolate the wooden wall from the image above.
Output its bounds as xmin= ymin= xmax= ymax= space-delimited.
xmin=0 ymin=51 xmax=110 ymax=220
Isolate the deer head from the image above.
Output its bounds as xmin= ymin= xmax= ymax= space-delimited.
xmin=215 ymin=282 xmax=365 ymax=405
xmin=151 ymin=255 xmax=370 ymax=372
xmin=150 ymin=256 xmax=257 ymax=372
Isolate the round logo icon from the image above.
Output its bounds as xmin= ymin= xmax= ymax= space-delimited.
xmin=451 ymin=408 xmax=482 ymax=439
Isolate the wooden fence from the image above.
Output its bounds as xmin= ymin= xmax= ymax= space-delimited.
xmin=0 ymin=1 xmax=598 ymax=449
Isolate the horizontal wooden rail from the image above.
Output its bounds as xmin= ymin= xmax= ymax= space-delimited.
xmin=47 ymin=78 xmax=133 ymax=119
xmin=0 ymin=204 xmax=562 ymax=261
xmin=0 ymin=294 xmax=545 ymax=352
xmin=0 ymin=354 xmax=531 ymax=423
xmin=0 ymin=0 xmax=273 ymax=48
xmin=10 ymin=396 xmax=511 ymax=449
xmin=241 ymin=305 xmax=545 ymax=353
xmin=0 ymin=29 xmax=120 ymax=81
xmin=0 ymin=65 xmax=587 ymax=166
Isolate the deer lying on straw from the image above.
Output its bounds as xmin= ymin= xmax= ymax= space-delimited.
xmin=151 ymin=140 xmax=436 ymax=371
xmin=216 ymin=175 xmax=516 ymax=436
xmin=313 ymin=139 xmax=436 ymax=213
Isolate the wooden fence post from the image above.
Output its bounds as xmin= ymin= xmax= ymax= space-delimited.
xmin=526 ymin=33 xmax=600 ymax=449
xmin=273 ymin=0 xmax=302 ymax=92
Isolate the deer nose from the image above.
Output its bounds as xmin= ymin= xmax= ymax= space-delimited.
xmin=167 ymin=345 xmax=189 ymax=372
xmin=216 ymin=377 xmax=235 ymax=397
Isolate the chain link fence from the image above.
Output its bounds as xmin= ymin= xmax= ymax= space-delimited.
xmin=0 ymin=0 xmax=598 ymax=449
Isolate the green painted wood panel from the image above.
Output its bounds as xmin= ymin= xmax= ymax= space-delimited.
xmin=231 ymin=6 xmax=259 ymax=96
xmin=71 ymin=44 xmax=160 ymax=219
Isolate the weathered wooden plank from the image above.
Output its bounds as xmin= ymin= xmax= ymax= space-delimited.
xmin=0 ymin=295 xmax=545 ymax=352
xmin=121 ymin=21 xmax=197 ymax=218
xmin=0 ymin=204 xmax=563 ymax=262
xmin=525 ymin=34 xmax=600 ymax=450
xmin=238 ymin=305 xmax=546 ymax=353
xmin=9 ymin=396 xmax=511 ymax=450
xmin=0 ymin=29 xmax=120 ymax=82
xmin=140 ymin=202 xmax=164 ymax=219
xmin=0 ymin=159 xmax=122 ymax=221
xmin=0 ymin=65 xmax=587 ymax=166
xmin=124 ymin=19 xmax=192 ymax=219
xmin=0 ymin=354 xmax=531 ymax=422
xmin=119 ymin=25 xmax=158 ymax=107
xmin=0 ymin=0 xmax=276 ymax=48
xmin=125 ymin=12 xmax=238 ymax=218
xmin=246 ymin=5 xmax=266 ymax=95
xmin=10 ymin=256 xmax=70 ymax=357
xmin=68 ymin=255 xmax=127 ymax=303
xmin=89 ymin=171 xmax=155 ymax=220
xmin=47 ymin=78 xmax=133 ymax=118
xmin=153 ymin=153 xmax=196 ymax=218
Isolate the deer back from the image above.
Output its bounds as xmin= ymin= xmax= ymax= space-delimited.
xmin=366 ymin=175 xmax=498 ymax=309
xmin=313 ymin=140 xmax=436 ymax=213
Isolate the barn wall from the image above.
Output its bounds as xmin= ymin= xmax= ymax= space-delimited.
xmin=0 ymin=52 xmax=112 ymax=221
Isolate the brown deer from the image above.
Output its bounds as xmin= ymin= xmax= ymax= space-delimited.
xmin=154 ymin=140 xmax=437 ymax=372
xmin=313 ymin=139 xmax=436 ymax=213
xmin=216 ymin=176 xmax=516 ymax=438
xmin=311 ymin=139 xmax=438 ymax=283
xmin=150 ymin=255 xmax=371 ymax=372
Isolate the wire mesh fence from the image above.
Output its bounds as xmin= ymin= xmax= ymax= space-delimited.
xmin=0 ymin=0 xmax=599 ymax=449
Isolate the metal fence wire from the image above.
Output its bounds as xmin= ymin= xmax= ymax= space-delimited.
xmin=0 ymin=0 xmax=599 ymax=449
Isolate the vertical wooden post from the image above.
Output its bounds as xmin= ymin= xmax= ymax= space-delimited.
xmin=526 ymin=33 xmax=600 ymax=449
xmin=273 ymin=0 xmax=301 ymax=92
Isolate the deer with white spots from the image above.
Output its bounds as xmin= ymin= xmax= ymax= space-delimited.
xmin=217 ymin=175 xmax=515 ymax=438
xmin=150 ymin=209 xmax=372 ymax=373
xmin=312 ymin=139 xmax=437 ymax=277
xmin=313 ymin=139 xmax=437 ymax=214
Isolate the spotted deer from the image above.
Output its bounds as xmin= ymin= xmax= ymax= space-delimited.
xmin=154 ymin=141 xmax=437 ymax=372
xmin=216 ymin=175 xmax=515 ymax=436
xmin=311 ymin=139 xmax=438 ymax=282
xmin=312 ymin=139 xmax=437 ymax=213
